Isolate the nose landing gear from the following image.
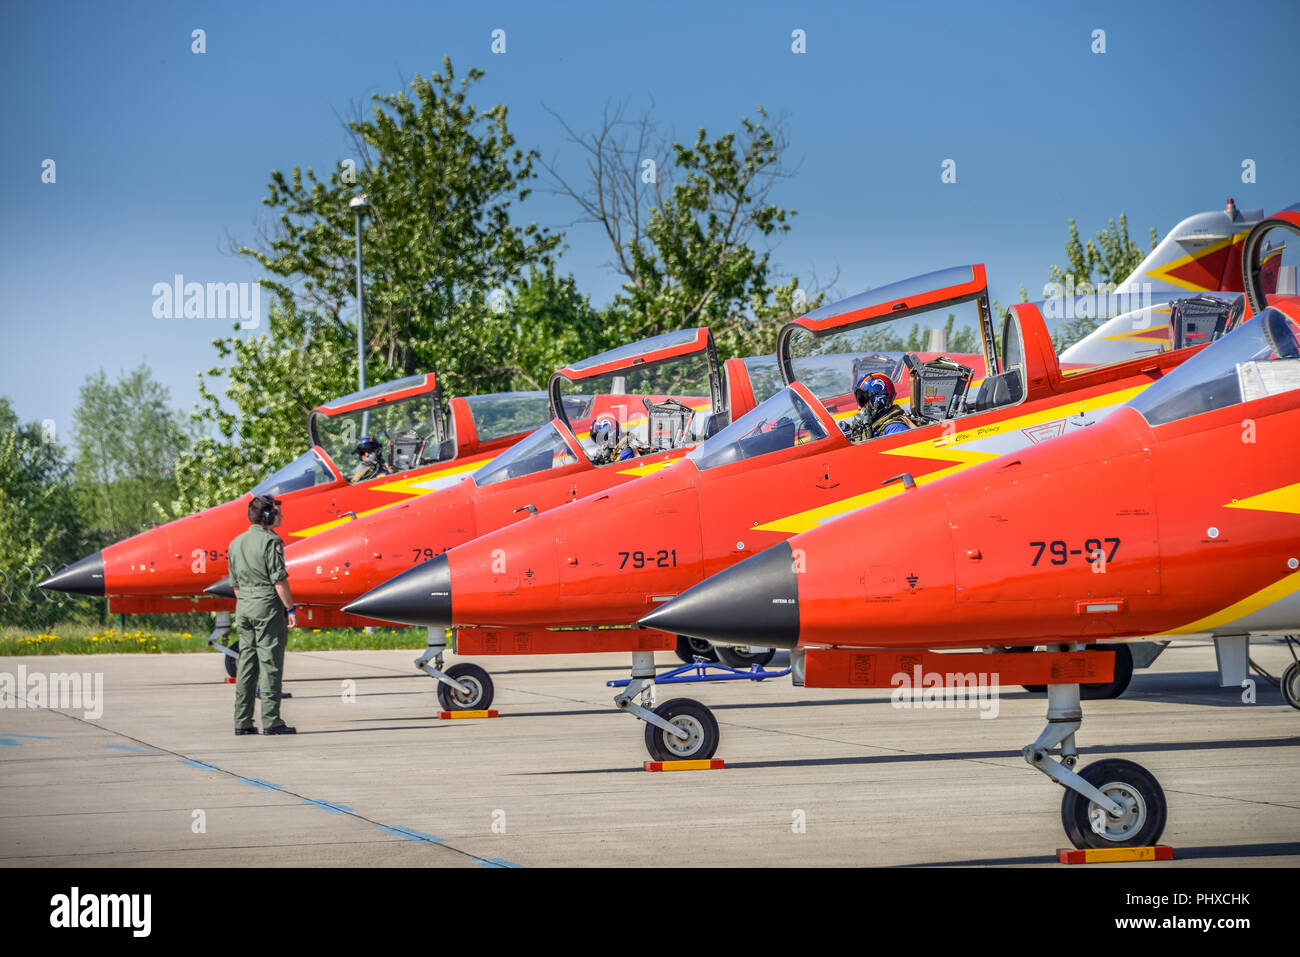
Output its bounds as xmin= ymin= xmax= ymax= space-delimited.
xmin=1023 ymin=674 xmax=1167 ymax=849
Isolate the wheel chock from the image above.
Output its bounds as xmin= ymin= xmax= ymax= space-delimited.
xmin=1057 ymin=845 xmax=1173 ymax=864
xmin=643 ymin=759 xmax=725 ymax=772
xmin=438 ymin=709 xmax=499 ymax=720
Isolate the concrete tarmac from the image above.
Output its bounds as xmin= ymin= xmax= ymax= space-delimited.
xmin=1 ymin=639 xmax=1297 ymax=867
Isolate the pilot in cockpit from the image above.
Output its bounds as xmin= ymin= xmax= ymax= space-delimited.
xmin=841 ymin=372 xmax=914 ymax=442
xmin=590 ymin=416 xmax=640 ymax=465
xmin=350 ymin=435 xmax=391 ymax=483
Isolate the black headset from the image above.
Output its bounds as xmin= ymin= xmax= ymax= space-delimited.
xmin=256 ymin=496 xmax=280 ymax=525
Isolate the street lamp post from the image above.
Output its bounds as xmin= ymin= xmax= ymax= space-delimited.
xmin=349 ymin=193 xmax=371 ymax=433
xmin=349 ymin=194 xmax=373 ymax=633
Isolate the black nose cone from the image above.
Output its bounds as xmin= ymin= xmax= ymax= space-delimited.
xmin=344 ymin=554 xmax=452 ymax=627
xmin=39 ymin=551 xmax=106 ymax=596
xmin=204 ymin=576 xmax=235 ymax=598
xmin=639 ymin=542 xmax=800 ymax=649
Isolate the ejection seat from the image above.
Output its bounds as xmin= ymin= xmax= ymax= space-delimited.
xmin=968 ymin=369 xmax=1024 ymax=413
xmin=903 ymin=353 xmax=975 ymax=423
xmin=644 ymin=397 xmax=696 ymax=451
xmin=387 ymin=431 xmax=426 ymax=472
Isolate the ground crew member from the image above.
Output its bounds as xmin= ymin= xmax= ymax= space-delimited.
xmin=228 ymin=495 xmax=297 ymax=735
xmin=351 ymin=435 xmax=390 ymax=482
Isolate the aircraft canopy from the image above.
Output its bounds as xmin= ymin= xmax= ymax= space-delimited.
xmin=1131 ymin=307 xmax=1300 ymax=426
xmin=778 ymin=265 xmax=994 ymax=417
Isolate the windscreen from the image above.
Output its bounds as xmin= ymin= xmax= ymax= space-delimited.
xmin=463 ymin=391 xmax=552 ymax=444
xmin=471 ymin=423 xmax=580 ymax=487
xmin=249 ymin=450 xmax=335 ymax=497
xmin=786 ymin=299 xmax=985 ymax=416
xmin=1130 ymin=309 xmax=1300 ymax=426
xmin=689 ymin=387 xmax=829 ymax=470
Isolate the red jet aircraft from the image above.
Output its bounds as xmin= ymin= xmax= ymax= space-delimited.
xmin=39 ymin=374 xmax=558 ymax=664
xmin=215 ymin=328 xmax=776 ymax=705
xmin=344 ymin=209 xmax=1295 ymax=753
xmin=642 ymin=282 xmax=1300 ymax=849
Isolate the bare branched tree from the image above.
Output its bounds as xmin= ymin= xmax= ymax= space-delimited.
xmin=538 ymin=99 xmax=674 ymax=293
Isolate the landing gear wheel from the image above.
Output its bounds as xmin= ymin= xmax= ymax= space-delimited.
xmin=436 ymin=663 xmax=494 ymax=711
xmin=224 ymin=642 xmax=239 ymax=678
xmin=715 ymin=645 xmax=775 ymax=669
xmin=675 ymin=636 xmax=719 ymax=664
xmin=1282 ymin=662 xmax=1300 ymax=711
xmin=1081 ymin=644 xmax=1134 ymax=699
xmin=1020 ymin=644 xmax=1134 ymax=698
xmin=644 ymin=698 xmax=719 ymax=762
xmin=1061 ymin=758 xmax=1166 ymax=849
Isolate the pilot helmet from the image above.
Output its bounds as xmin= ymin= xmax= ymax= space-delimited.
xmin=355 ymin=435 xmax=382 ymax=458
xmin=854 ymin=372 xmax=896 ymax=415
xmin=591 ymin=416 xmax=620 ymax=448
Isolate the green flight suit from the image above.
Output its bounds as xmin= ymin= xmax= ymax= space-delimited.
xmin=228 ymin=523 xmax=290 ymax=729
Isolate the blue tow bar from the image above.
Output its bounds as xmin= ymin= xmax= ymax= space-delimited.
xmin=607 ymin=657 xmax=791 ymax=687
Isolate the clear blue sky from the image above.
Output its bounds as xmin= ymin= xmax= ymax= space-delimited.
xmin=3 ymin=0 xmax=1297 ymax=443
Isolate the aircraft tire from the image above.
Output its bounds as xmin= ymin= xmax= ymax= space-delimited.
xmin=224 ymin=642 xmax=239 ymax=679
xmin=1061 ymin=758 xmax=1166 ymax=849
xmin=1282 ymin=662 xmax=1300 ymax=711
xmin=715 ymin=645 xmax=776 ymax=669
xmin=436 ymin=663 xmax=494 ymax=711
xmin=644 ymin=698 xmax=719 ymax=762
xmin=1020 ymin=644 xmax=1133 ymax=697
xmin=675 ymin=636 xmax=719 ymax=664
xmin=1080 ymin=644 xmax=1134 ymax=699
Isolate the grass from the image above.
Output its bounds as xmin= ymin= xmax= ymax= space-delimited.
xmin=0 ymin=623 xmax=431 ymax=656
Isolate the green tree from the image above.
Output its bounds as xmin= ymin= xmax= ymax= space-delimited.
xmin=472 ymin=264 xmax=622 ymax=390
xmin=0 ymin=399 xmax=89 ymax=627
xmin=181 ymin=60 xmax=576 ymax=510
xmin=545 ymin=104 xmax=824 ymax=360
xmin=239 ymin=57 xmax=561 ymax=392
xmin=1047 ymin=214 xmax=1158 ymax=296
xmin=1044 ymin=214 xmax=1159 ymax=352
xmin=174 ymin=299 xmax=358 ymax=510
xmin=72 ymin=365 xmax=191 ymax=541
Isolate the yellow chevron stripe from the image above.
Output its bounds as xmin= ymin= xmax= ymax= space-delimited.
xmin=754 ymin=384 xmax=1150 ymax=534
xmin=1101 ymin=308 xmax=1173 ymax=343
xmin=1155 ymin=572 xmax=1300 ymax=636
xmin=617 ymin=456 xmax=686 ymax=477
xmin=368 ymin=460 xmax=481 ymax=495
xmin=286 ymin=460 xmax=484 ymax=539
xmin=1224 ymin=481 xmax=1300 ymax=516
xmin=1144 ymin=234 xmax=1236 ymax=292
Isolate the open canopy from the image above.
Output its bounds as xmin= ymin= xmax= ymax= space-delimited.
xmin=472 ymin=329 xmax=727 ymax=488
xmin=308 ymin=373 xmax=448 ymax=472
xmin=548 ymin=327 xmax=724 ymax=451
xmin=1243 ymin=206 xmax=1299 ymax=316
xmin=777 ymin=265 xmax=996 ymax=417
